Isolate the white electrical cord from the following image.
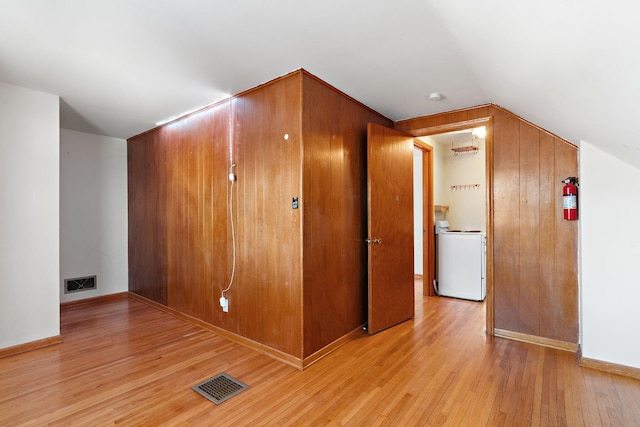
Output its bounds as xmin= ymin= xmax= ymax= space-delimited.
xmin=221 ymin=164 xmax=237 ymax=301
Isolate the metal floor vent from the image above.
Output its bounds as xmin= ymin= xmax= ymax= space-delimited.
xmin=64 ymin=275 xmax=97 ymax=294
xmin=192 ymin=373 xmax=249 ymax=405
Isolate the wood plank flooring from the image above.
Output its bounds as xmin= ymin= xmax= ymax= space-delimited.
xmin=2 ymin=283 xmax=640 ymax=426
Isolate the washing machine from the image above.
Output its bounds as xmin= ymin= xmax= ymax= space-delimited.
xmin=435 ymin=221 xmax=486 ymax=301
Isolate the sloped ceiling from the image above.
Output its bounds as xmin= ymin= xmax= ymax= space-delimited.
xmin=1 ymin=1 xmax=639 ymax=167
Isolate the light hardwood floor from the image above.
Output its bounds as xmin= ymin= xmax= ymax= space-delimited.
xmin=2 ymin=283 xmax=640 ymax=426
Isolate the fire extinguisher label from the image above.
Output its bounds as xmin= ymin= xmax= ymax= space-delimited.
xmin=563 ymin=195 xmax=577 ymax=209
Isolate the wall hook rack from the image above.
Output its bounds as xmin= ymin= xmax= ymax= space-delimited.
xmin=450 ymin=184 xmax=480 ymax=191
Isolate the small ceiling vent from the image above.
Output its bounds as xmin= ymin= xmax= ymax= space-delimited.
xmin=64 ymin=275 xmax=97 ymax=294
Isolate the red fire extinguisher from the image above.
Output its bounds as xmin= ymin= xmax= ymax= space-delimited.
xmin=562 ymin=177 xmax=578 ymax=220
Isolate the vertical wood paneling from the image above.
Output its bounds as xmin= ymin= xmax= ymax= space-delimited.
xmin=127 ymin=81 xmax=580 ymax=364
xmin=128 ymin=105 xmax=231 ymax=321
xmin=518 ymin=122 xmax=540 ymax=334
xmin=127 ymin=132 xmax=167 ymax=304
xmin=538 ymin=133 xmax=556 ymax=338
xmin=394 ymin=105 xmax=579 ymax=345
xmin=128 ymin=74 xmax=304 ymax=359
xmin=233 ymin=75 xmax=303 ymax=356
xmin=301 ymin=74 xmax=393 ymax=356
xmin=164 ymin=104 xmax=230 ymax=324
xmin=492 ymin=108 xmax=521 ymax=332
xmin=209 ymin=104 xmax=233 ymax=326
xmin=128 ymin=70 xmax=393 ymax=363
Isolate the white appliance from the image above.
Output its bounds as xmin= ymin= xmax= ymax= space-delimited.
xmin=435 ymin=221 xmax=486 ymax=301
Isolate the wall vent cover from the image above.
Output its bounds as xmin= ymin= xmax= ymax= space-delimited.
xmin=64 ymin=275 xmax=97 ymax=294
xmin=192 ymin=373 xmax=249 ymax=405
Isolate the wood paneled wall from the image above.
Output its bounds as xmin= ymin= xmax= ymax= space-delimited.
xmin=128 ymin=70 xmax=392 ymax=366
xmin=128 ymin=102 xmax=233 ymax=320
xmin=163 ymin=103 xmax=231 ymax=325
xmin=301 ymin=74 xmax=392 ymax=357
xmin=128 ymin=130 xmax=168 ymax=304
xmin=395 ymin=105 xmax=579 ymax=345
xmin=129 ymin=75 xmax=303 ymax=358
xmin=231 ymin=75 xmax=303 ymax=356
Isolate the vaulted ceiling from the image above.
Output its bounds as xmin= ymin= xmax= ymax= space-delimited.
xmin=1 ymin=1 xmax=639 ymax=167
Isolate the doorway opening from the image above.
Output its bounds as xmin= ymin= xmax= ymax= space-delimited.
xmin=411 ymin=118 xmax=493 ymax=334
xmin=412 ymin=143 xmax=433 ymax=297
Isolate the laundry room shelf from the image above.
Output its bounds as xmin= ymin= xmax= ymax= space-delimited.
xmin=451 ymin=145 xmax=479 ymax=154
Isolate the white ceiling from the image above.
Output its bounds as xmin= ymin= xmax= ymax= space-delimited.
xmin=1 ymin=1 xmax=639 ymax=167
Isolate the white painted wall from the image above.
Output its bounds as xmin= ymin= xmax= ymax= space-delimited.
xmin=424 ymin=133 xmax=486 ymax=231
xmin=413 ymin=149 xmax=423 ymax=274
xmin=420 ymin=136 xmax=448 ymax=223
xmin=0 ymin=81 xmax=60 ymax=348
xmin=442 ymin=137 xmax=486 ymax=232
xmin=579 ymin=141 xmax=640 ymax=369
xmin=414 ymin=141 xmax=447 ymax=274
xmin=60 ymin=129 xmax=128 ymax=303
xmin=430 ymin=137 xmax=448 ymax=209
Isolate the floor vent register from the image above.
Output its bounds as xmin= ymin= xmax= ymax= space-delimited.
xmin=192 ymin=373 xmax=249 ymax=405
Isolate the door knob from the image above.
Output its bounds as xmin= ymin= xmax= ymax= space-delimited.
xmin=366 ymin=238 xmax=382 ymax=245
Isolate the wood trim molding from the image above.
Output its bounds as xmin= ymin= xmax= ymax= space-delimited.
xmin=394 ymin=104 xmax=492 ymax=135
xmin=2 ymin=293 xmax=130 ymax=359
xmin=395 ymin=104 xmax=576 ymax=149
xmin=60 ymin=292 xmax=128 ymax=309
xmin=0 ymin=335 xmax=62 ymax=359
xmin=579 ymin=355 xmax=640 ymax=380
xmin=129 ymin=291 xmax=363 ymax=371
xmin=128 ymin=292 xmax=306 ymax=370
xmin=484 ymin=118 xmax=495 ymax=336
xmin=302 ymin=325 xmax=365 ymax=369
xmin=413 ymin=140 xmax=435 ymax=296
xmin=404 ymin=116 xmax=492 ymax=138
xmin=494 ymin=328 xmax=579 ymax=353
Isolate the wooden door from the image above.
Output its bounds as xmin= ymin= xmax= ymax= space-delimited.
xmin=367 ymin=123 xmax=415 ymax=334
